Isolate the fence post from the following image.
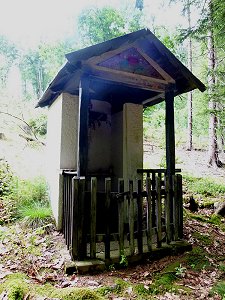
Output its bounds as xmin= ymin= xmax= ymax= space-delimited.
xmin=156 ymin=176 xmax=162 ymax=248
xmin=71 ymin=177 xmax=79 ymax=259
xmin=77 ymin=177 xmax=86 ymax=259
xmin=165 ymin=176 xmax=171 ymax=243
xmin=90 ymin=177 xmax=97 ymax=258
xmin=118 ymin=179 xmax=125 ymax=255
xmin=137 ymin=179 xmax=143 ymax=254
xmin=177 ymin=174 xmax=183 ymax=239
xmin=146 ymin=177 xmax=152 ymax=251
xmin=105 ymin=178 xmax=111 ymax=260
xmin=129 ymin=180 xmax=135 ymax=256
xmin=173 ymin=175 xmax=179 ymax=241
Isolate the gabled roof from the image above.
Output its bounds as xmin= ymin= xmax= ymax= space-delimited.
xmin=37 ymin=28 xmax=206 ymax=108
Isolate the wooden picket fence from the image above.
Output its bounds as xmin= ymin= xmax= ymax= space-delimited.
xmin=62 ymin=170 xmax=183 ymax=261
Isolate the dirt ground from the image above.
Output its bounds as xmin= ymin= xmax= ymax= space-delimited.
xmin=0 ymin=139 xmax=225 ymax=299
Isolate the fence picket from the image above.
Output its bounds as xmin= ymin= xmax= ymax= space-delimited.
xmin=118 ymin=179 xmax=125 ymax=255
xmin=156 ymin=176 xmax=162 ymax=248
xmin=105 ymin=178 xmax=111 ymax=259
xmin=137 ymin=179 xmax=143 ymax=254
xmin=165 ymin=176 xmax=171 ymax=243
xmin=177 ymin=174 xmax=183 ymax=239
xmin=146 ymin=177 xmax=152 ymax=251
xmin=173 ymin=175 xmax=179 ymax=240
xmin=129 ymin=180 xmax=135 ymax=256
xmin=71 ymin=177 xmax=79 ymax=259
xmin=90 ymin=177 xmax=97 ymax=258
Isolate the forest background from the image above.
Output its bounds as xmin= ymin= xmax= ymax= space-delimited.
xmin=0 ymin=0 xmax=224 ymax=171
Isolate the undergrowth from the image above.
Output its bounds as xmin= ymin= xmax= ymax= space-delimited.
xmin=183 ymin=174 xmax=225 ymax=196
xmin=0 ymin=159 xmax=52 ymax=226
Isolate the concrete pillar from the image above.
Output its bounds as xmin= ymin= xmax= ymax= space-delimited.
xmin=123 ymin=103 xmax=143 ymax=189
xmin=46 ymin=93 xmax=79 ymax=229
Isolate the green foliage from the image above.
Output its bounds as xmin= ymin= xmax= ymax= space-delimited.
xmin=28 ymin=114 xmax=47 ymax=136
xmin=183 ymin=175 xmax=225 ymax=196
xmin=212 ymin=281 xmax=225 ymax=299
xmin=0 ymin=159 xmax=14 ymax=197
xmin=0 ymin=35 xmax=19 ymax=86
xmin=78 ymin=6 xmax=143 ymax=47
xmin=192 ymin=232 xmax=212 ymax=245
xmin=119 ymin=253 xmax=128 ymax=267
xmin=186 ymin=246 xmax=210 ymax=270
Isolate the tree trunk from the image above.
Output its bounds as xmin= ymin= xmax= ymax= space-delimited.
xmin=207 ymin=0 xmax=221 ymax=167
xmin=187 ymin=1 xmax=193 ymax=150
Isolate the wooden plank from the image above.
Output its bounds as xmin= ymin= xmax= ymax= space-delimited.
xmin=137 ymin=180 xmax=143 ymax=254
xmin=118 ymin=179 xmax=125 ymax=255
xmin=177 ymin=174 xmax=183 ymax=239
xmin=90 ymin=177 xmax=97 ymax=258
xmin=173 ymin=175 xmax=179 ymax=241
xmin=146 ymin=177 xmax=152 ymax=251
xmin=71 ymin=177 xmax=79 ymax=259
xmin=156 ymin=176 xmax=162 ymax=248
xmin=78 ymin=76 xmax=90 ymax=177
xmin=77 ymin=177 xmax=86 ymax=259
xmin=165 ymin=176 xmax=171 ymax=243
xmin=137 ymin=168 xmax=181 ymax=174
xmin=129 ymin=180 xmax=135 ymax=256
xmin=105 ymin=178 xmax=111 ymax=260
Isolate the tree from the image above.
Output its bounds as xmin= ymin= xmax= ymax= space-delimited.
xmin=19 ymin=40 xmax=74 ymax=100
xmin=78 ymin=6 xmax=143 ymax=46
xmin=0 ymin=36 xmax=18 ymax=87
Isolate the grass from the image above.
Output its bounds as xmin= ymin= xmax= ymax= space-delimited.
xmin=183 ymin=174 xmax=225 ymax=196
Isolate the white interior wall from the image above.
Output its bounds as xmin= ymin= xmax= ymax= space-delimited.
xmin=88 ymin=100 xmax=111 ymax=173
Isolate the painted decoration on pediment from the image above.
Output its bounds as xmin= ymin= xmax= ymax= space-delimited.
xmin=98 ymin=47 xmax=164 ymax=80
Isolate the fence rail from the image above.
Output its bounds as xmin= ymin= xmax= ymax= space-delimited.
xmin=62 ymin=171 xmax=183 ymax=261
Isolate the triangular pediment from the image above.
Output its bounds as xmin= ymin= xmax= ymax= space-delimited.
xmin=97 ymin=47 xmax=164 ymax=80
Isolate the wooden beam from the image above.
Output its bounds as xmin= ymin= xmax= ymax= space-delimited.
xmin=165 ymin=84 xmax=175 ymax=177
xmin=142 ymin=92 xmax=164 ymax=105
xmin=83 ymin=64 xmax=167 ymax=92
xmin=86 ymin=42 xmax=136 ymax=65
xmin=137 ymin=47 xmax=175 ymax=84
xmin=77 ymin=76 xmax=90 ymax=177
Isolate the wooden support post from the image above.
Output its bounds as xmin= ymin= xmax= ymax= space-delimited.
xmin=118 ymin=179 xmax=125 ymax=255
xmin=90 ymin=177 xmax=97 ymax=258
xmin=105 ymin=178 xmax=111 ymax=260
xmin=129 ymin=180 xmax=135 ymax=256
xmin=165 ymin=84 xmax=175 ymax=225
xmin=165 ymin=84 xmax=175 ymax=178
xmin=137 ymin=179 xmax=143 ymax=254
xmin=146 ymin=177 xmax=152 ymax=251
xmin=78 ymin=76 xmax=90 ymax=177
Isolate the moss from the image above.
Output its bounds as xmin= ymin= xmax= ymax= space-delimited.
xmin=192 ymin=232 xmax=212 ymax=245
xmin=0 ymin=273 xmax=103 ymax=300
xmin=186 ymin=246 xmax=210 ymax=270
